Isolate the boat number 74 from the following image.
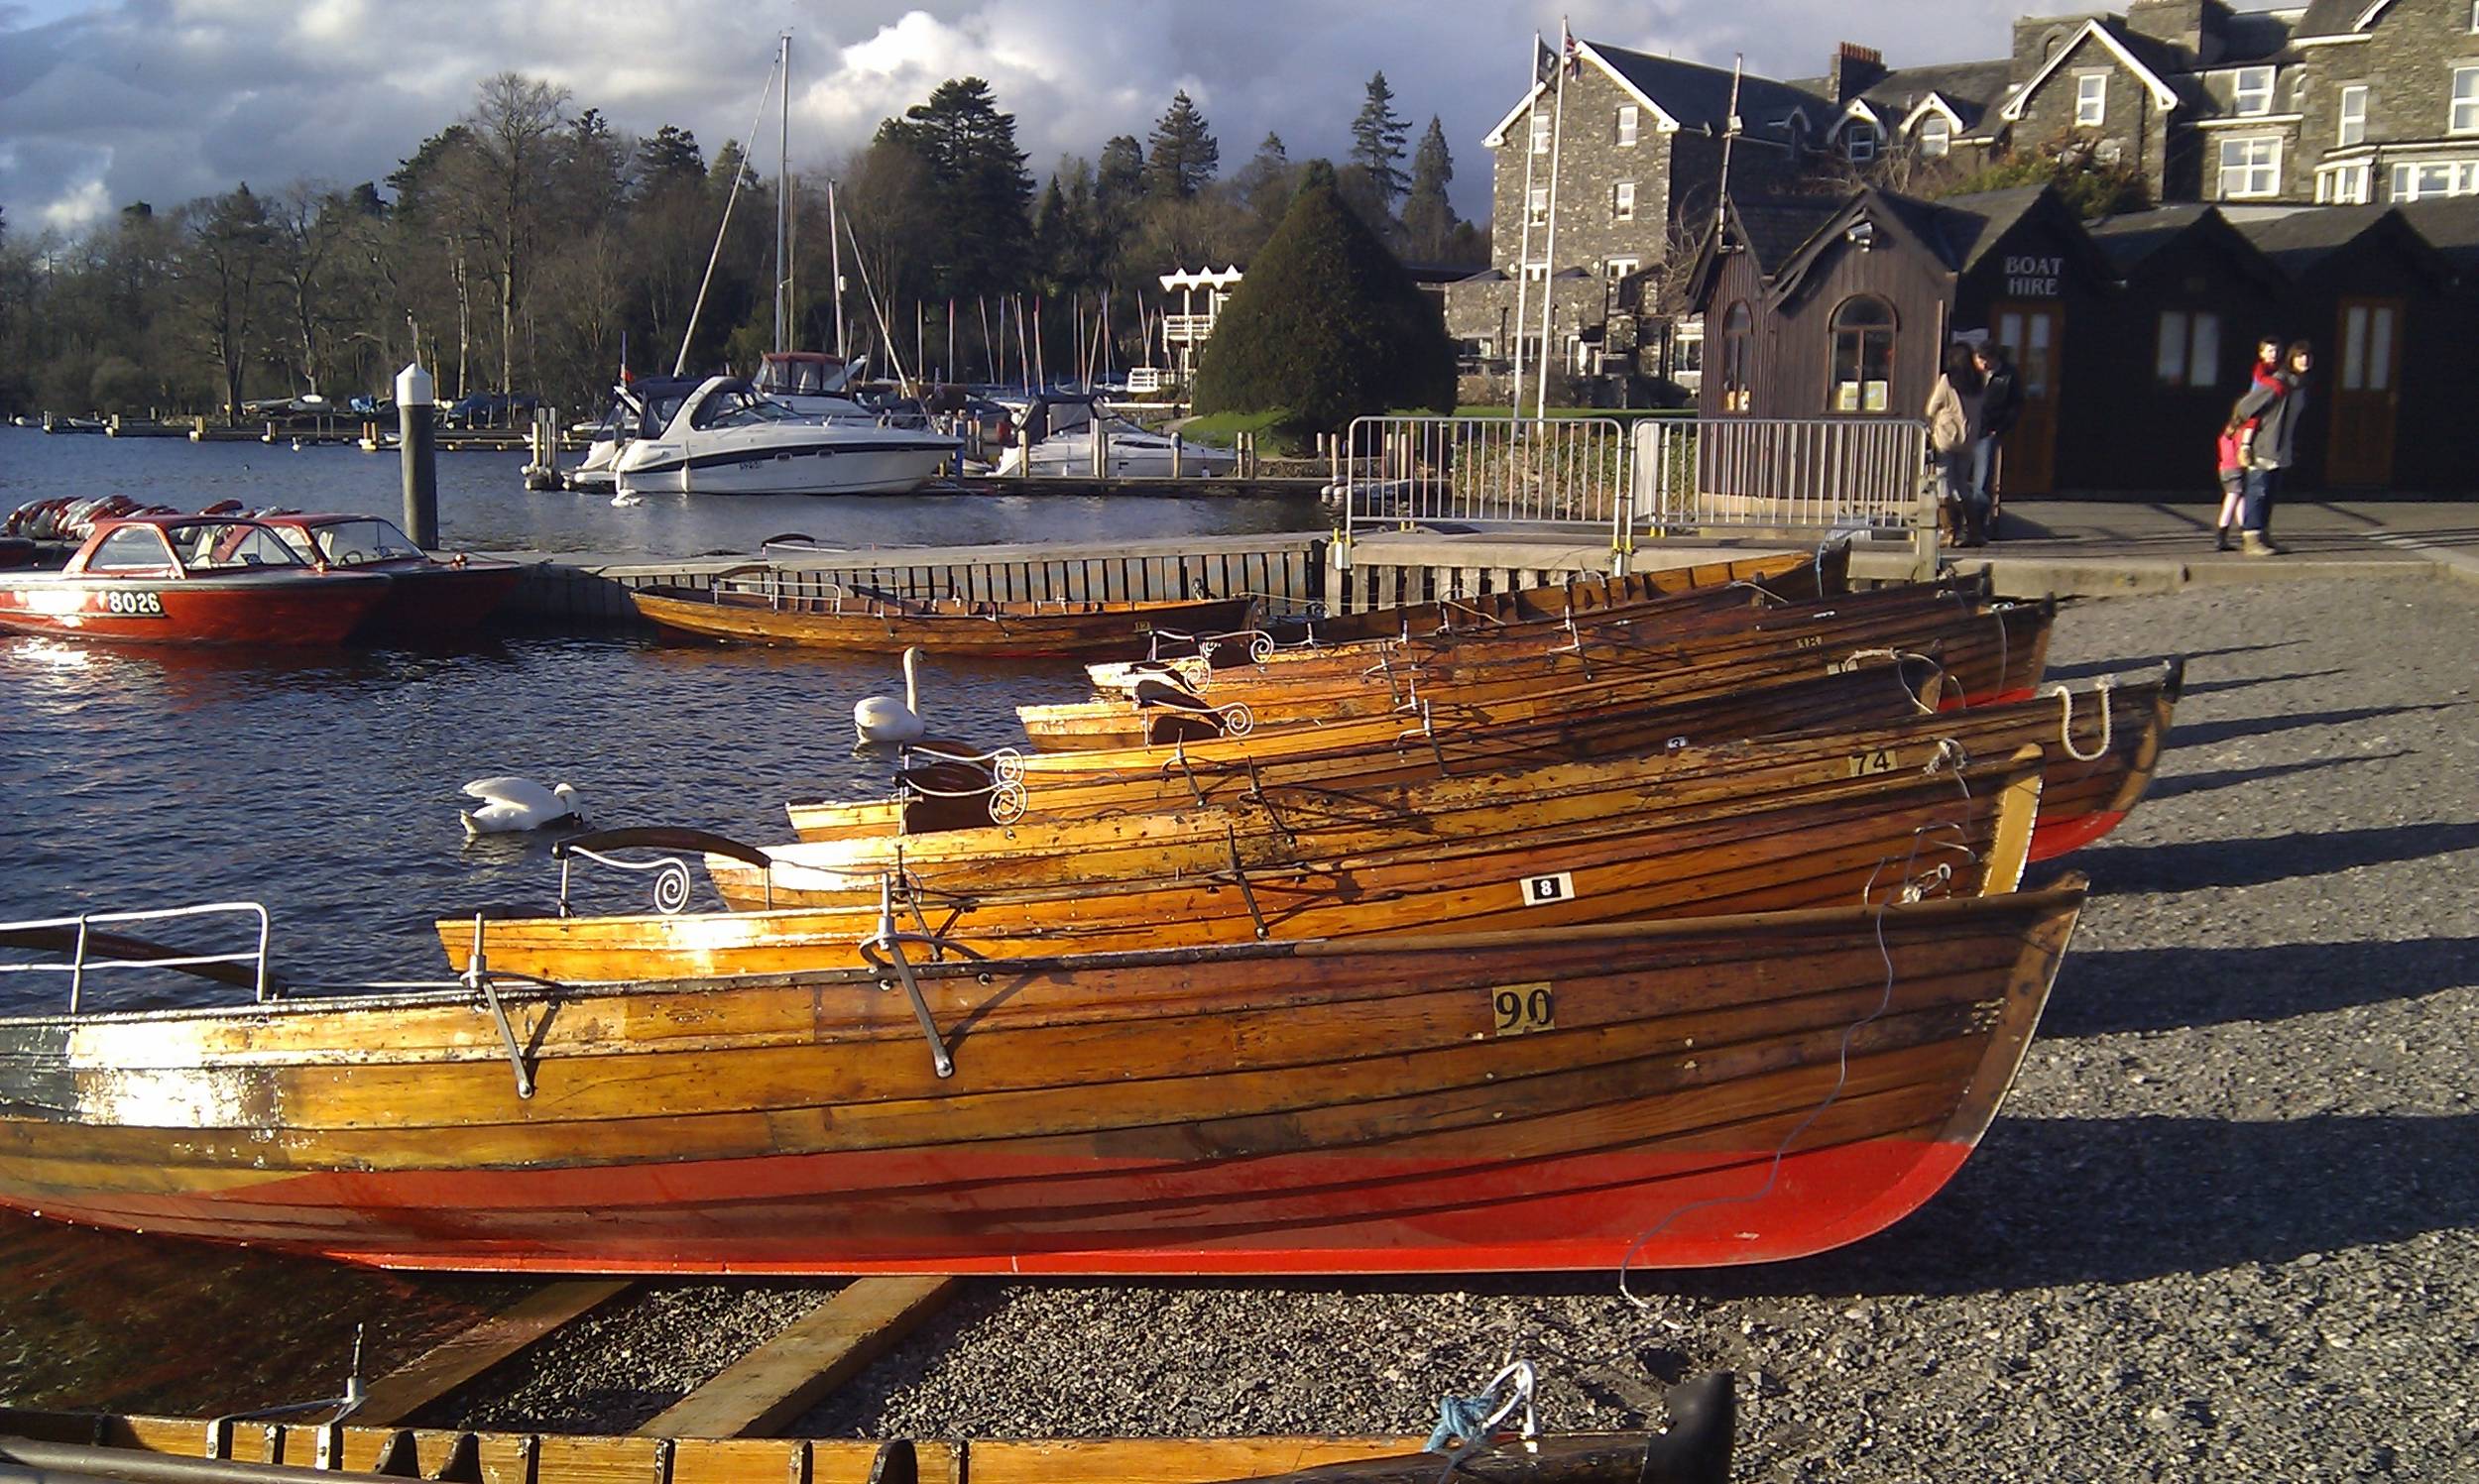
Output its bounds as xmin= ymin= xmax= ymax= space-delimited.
xmin=1491 ymin=982 xmax=1557 ymax=1036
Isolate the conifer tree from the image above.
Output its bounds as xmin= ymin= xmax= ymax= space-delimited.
xmin=1144 ymin=91 xmax=1220 ymax=200
xmin=876 ymin=77 xmax=1034 ymax=298
xmin=1399 ymin=116 xmax=1457 ymax=261
xmin=1343 ymin=72 xmax=1411 ymax=228
xmin=1097 ymin=135 xmax=1147 ymax=213
xmin=1192 ymin=161 xmax=1455 ymax=430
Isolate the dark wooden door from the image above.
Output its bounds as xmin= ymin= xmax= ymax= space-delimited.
xmin=2327 ymin=297 xmax=2403 ymax=488
xmin=1993 ymin=302 xmax=2063 ymax=497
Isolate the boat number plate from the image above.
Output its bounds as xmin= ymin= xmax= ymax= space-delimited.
xmin=1826 ymin=655 xmax=1864 ymax=674
xmin=1845 ymin=748 xmax=1897 ymax=777
xmin=101 ymin=591 xmax=165 ymax=617
xmin=1491 ymin=982 xmax=1557 ymax=1037
xmin=1520 ymin=871 xmax=1577 ymax=905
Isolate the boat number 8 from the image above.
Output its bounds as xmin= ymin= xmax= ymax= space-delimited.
xmin=103 ymin=591 xmax=165 ymax=617
xmin=1491 ymin=983 xmax=1556 ymax=1037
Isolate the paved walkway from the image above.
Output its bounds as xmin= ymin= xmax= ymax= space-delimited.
xmin=1973 ymin=498 xmax=2479 ymax=587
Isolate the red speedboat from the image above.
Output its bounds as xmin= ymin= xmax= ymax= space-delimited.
xmin=258 ymin=514 xmax=524 ymax=637
xmin=0 ymin=514 xmax=390 ymax=646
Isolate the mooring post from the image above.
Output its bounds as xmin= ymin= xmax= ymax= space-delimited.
xmin=397 ymin=362 xmax=439 ymax=548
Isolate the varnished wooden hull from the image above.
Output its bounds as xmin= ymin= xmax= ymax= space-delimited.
xmin=787 ymin=663 xmax=1943 ymax=843
xmin=632 ymin=588 xmax=1256 ymax=656
xmin=1025 ymin=595 xmax=2054 ymax=751
xmin=460 ymin=753 xmax=2044 ymax=976
xmin=0 ymin=886 xmax=2083 ymax=1274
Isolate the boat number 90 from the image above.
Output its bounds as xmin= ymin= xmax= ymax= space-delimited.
xmin=102 ymin=591 xmax=165 ymax=617
xmin=1491 ymin=983 xmax=1556 ymax=1037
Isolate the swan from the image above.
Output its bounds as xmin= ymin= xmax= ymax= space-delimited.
xmin=459 ymin=776 xmax=584 ymax=835
xmin=854 ymin=646 xmax=927 ymax=745
xmin=290 ymin=437 xmax=304 ymax=451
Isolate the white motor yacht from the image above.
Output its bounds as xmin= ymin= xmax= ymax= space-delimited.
xmin=611 ymin=376 xmax=960 ymax=497
xmin=987 ymin=394 xmax=1237 ymax=479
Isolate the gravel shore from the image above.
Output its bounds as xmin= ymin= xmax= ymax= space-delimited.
xmin=438 ymin=575 xmax=2479 ymax=1479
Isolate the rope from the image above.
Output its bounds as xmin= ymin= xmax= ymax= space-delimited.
xmin=1423 ymin=1359 xmax=1538 ymax=1459
xmin=2042 ymin=676 xmax=2116 ymax=762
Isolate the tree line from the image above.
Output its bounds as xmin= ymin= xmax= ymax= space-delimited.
xmin=0 ymin=70 xmax=1486 ymax=421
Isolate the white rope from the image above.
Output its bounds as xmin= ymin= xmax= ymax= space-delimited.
xmin=2043 ymin=676 xmax=2116 ymax=762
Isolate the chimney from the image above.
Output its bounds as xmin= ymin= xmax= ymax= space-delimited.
xmin=2126 ymin=0 xmax=2209 ymax=63
xmin=1829 ymin=42 xmax=1888 ymax=105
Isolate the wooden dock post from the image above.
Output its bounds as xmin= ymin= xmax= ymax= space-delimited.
xmin=397 ymin=363 xmax=440 ymax=548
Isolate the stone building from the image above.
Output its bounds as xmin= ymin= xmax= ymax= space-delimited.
xmin=1444 ymin=0 xmax=2479 ymax=391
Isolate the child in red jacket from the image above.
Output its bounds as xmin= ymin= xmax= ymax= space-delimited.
xmin=2214 ymin=409 xmax=2250 ymax=550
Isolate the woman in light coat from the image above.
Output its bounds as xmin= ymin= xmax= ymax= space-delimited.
xmin=1926 ymin=343 xmax=1987 ymax=546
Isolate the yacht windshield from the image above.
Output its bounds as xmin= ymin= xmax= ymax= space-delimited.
xmin=692 ymin=390 xmax=801 ymax=428
xmin=308 ymin=518 xmax=425 ymax=566
xmin=166 ymin=521 xmax=311 ymax=573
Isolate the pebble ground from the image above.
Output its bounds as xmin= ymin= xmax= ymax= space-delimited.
xmin=438 ymin=575 xmax=2479 ymax=1480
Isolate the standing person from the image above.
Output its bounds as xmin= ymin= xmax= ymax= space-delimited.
xmin=2232 ymin=340 xmax=2312 ymax=557
xmin=1926 ymin=344 xmax=1986 ymax=546
xmin=2213 ymin=404 xmax=2251 ymax=551
xmin=1970 ymin=342 xmax=2020 ymax=542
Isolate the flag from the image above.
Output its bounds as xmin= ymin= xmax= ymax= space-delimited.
xmin=1563 ymin=22 xmax=1582 ymax=78
xmin=1533 ymin=33 xmax=1558 ymax=85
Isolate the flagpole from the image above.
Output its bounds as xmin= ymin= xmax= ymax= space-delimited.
xmin=1509 ymin=33 xmax=1545 ymax=419
xmin=1534 ymin=19 xmax=1573 ymax=421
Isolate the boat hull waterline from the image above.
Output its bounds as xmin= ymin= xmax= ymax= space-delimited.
xmin=0 ymin=888 xmax=2082 ymax=1275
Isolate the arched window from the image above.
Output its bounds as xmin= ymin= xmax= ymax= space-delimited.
xmin=1720 ymin=300 xmax=1755 ymax=413
xmin=1830 ymin=295 xmax=1897 ymax=412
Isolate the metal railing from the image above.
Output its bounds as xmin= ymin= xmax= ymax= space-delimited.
xmin=1330 ymin=414 xmax=1936 ymax=577
xmin=1631 ymin=417 xmax=1931 ymax=536
xmin=0 ymin=902 xmax=274 ymax=1010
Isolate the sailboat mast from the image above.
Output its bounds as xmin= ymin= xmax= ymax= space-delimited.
xmin=773 ymin=32 xmax=790 ymax=356
xmin=828 ymin=181 xmax=848 ymax=360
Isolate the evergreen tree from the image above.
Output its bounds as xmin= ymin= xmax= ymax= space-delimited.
xmin=1342 ymin=72 xmax=1411 ymax=228
xmin=1144 ymin=90 xmax=1219 ymax=200
xmin=1192 ymin=160 xmax=1455 ymax=430
xmin=1097 ymin=135 xmax=1146 ymax=214
xmin=1234 ymin=132 xmax=1296 ymax=238
xmin=633 ymin=125 xmax=706 ymax=189
xmin=876 ymin=77 xmax=1035 ymax=298
xmin=1399 ymin=116 xmax=1456 ymax=262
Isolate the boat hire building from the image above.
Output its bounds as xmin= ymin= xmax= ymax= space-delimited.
xmin=1446 ymin=1 xmax=2479 ymax=493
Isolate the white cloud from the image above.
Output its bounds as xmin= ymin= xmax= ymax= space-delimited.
xmin=40 ymin=173 xmax=110 ymax=230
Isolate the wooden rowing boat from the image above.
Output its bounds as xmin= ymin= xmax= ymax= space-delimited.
xmin=1020 ymin=593 xmax=2055 ymax=751
xmin=450 ymin=750 xmax=2043 ymax=978
xmin=786 ymin=661 xmax=1943 ymax=843
xmin=0 ymin=883 xmax=2084 ymax=1274
xmin=0 ymin=1407 xmax=1734 ymax=1484
xmin=630 ymin=579 xmax=1255 ymax=657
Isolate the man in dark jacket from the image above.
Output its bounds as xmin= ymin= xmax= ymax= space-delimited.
xmin=1970 ymin=343 xmax=2021 ymax=543
xmin=2232 ymin=340 xmax=2313 ymax=557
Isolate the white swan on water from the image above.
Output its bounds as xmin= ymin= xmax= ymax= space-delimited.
xmin=459 ymin=776 xmax=584 ymax=835
xmin=855 ymin=646 xmax=926 ymax=745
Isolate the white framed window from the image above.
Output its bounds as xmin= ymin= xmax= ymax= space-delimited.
xmin=1531 ymin=113 xmax=1551 ymax=154
xmin=2218 ymin=136 xmax=2282 ymax=198
xmin=2454 ymin=66 xmax=2479 ymax=135
xmin=2154 ymin=310 xmax=2222 ymax=388
xmin=1844 ymin=121 xmax=1879 ymax=163
xmin=1616 ymin=104 xmax=1639 ymax=147
xmin=1605 ymin=256 xmax=1640 ymax=280
xmin=1521 ymin=262 xmax=1549 ymax=282
xmin=2390 ymin=159 xmax=2479 ymax=200
xmin=2076 ymin=73 xmax=2108 ymax=127
xmin=2470 ymin=0 xmax=2478 ymax=32
xmin=2338 ymin=85 xmax=2369 ymax=146
xmin=1527 ymin=186 xmax=1549 ymax=225
xmin=2233 ymin=66 xmax=2275 ymax=116
xmin=2318 ymin=161 xmax=2373 ymax=203
xmin=1917 ymin=113 xmax=1951 ymax=158
xmin=1611 ymin=181 xmax=1636 ymax=220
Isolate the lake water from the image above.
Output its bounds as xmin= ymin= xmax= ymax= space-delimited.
xmin=0 ymin=427 xmax=1321 ymax=1408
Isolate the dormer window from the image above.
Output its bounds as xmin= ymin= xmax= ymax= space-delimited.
xmin=2233 ymin=66 xmax=2275 ymax=116
xmin=2076 ymin=74 xmax=2107 ymax=127
xmin=1844 ymin=121 xmax=1880 ymax=164
xmin=1918 ymin=113 xmax=1952 ymax=158
xmin=1617 ymin=104 xmax=1639 ymax=147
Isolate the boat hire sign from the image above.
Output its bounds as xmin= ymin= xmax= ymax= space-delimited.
xmin=2002 ymin=255 xmax=2066 ymax=297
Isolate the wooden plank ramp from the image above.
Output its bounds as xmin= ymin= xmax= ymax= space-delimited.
xmin=637 ymin=1278 xmax=962 ymax=1439
xmin=353 ymin=1281 xmax=636 ymax=1426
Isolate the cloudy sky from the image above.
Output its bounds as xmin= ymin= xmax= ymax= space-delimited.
xmin=4 ymin=0 xmax=2062 ymax=237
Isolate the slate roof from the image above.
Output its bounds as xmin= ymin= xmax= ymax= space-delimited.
xmin=1854 ymin=59 xmax=2016 ymax=128
xmin=2394 ymin=198 xmax=2479 ymax=276
xmin=2227 ymin=203 xmax=2401 ymax=276
xmin=2085 ymin=203 xmax=2217 ymax=271
xmin=1933 ymin=186 xmax=2057 ymax=273
xmin=2216 ymin=7 xmax=2302 ymax=62
xmin=1591 ymin=43 xmax=1833 ymax=136
xmin=1730 ymin=194 xmax=1846 ymax=274
xmin=2292 ymin=0 xmax=2364 ymax=41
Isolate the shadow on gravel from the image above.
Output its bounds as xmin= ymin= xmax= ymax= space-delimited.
xmin=2046 ymin=641 xmax=2296 ymax=684
xmin=2075 ymin=822 xmax=2479 ymax=893
xmin=2146 ymin=751 xmax=2409 ymax=800
xmin=2176 ymin=668 xmax=2348 ymax=697
xmin=2169 ymin=701 xmax=2466 ymax=748
xmin=2043 ymin=937 xmax=2479 ymax=1036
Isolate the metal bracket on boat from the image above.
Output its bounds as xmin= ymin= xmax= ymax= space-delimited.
xmin=862 ymin=877 xmax=961 ymax=1078
xmin=1222 ymin=824 xmax=1270 ymax=940
xmin=2042 ymin=675 xmax=2117 ymax=762
xmin=553 ymin=828 xmax=773 ymax=915
xmin=204 ymin=1324 xmax=368 ymax=1461
xmin=901 ymin=744 xmax=1029 ymax=824
xmin=461 ymin=915 xmax=535 ymax=1099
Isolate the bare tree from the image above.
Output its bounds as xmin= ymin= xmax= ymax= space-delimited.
xmin=173 ymin=185 xmax=275 ymax=421
xmin=266 ymin=180 xmax=350 ymax=394
xmin=466 ymin=71 xmax=572 ymax=393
